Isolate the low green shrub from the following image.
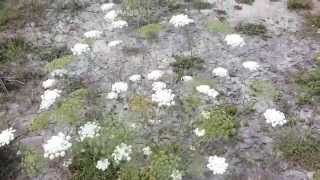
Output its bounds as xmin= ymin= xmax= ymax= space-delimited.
xmin=287 ymin=0 xmax=310 ymax=9
xmin=207 ymin=20 xmax=233 ymax=33
xmin=235 ymin=0 xmax=255 ymax=5
xmin=236 ymin=23 xmax=267 ymax=36
xmin=250 ymin=80 xmax=281 ymax=101
xmin=45 ymin=55 xmax=74 ymax=72
xmin=137 ymin=23 xmax=162 ymax=40
xmin=22 ymin=148 xmax=47 ymax=177
xmin=170 ymin=56 xmax=205 ymax=80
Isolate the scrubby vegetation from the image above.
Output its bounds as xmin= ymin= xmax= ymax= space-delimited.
xmin=207 ymin=20 xmax=233 ymax=33
xmin=45 ymin=55 xmax=74 ymax=72
xmin=137 ymin=23 xmax=162 ymax=40
xmin=250 ymin=80 xmax=281 ymax=101
xmin=287 ymin=0 xmax=310 ymax=10
xmin=22 ymin=147 xmax=47 ymax=177
xmin=170 ymin=56 xmax=205 ymax=80
xmin=236 ymin=23 xmax=267 ymax=36
xmin=235 ymin=0 xmax=255 ymax=5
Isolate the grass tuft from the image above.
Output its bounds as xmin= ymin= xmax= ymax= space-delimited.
xmin=287 ymin=0 xmax=310 ymax=10
xmin=236 ymin=23 xmax=267 ymax=36
xmin=137 ymin=23 xmax=162 ymax=40
xmin=170 ymin=56 xmax=205 ymax=81
xmin=207 ymin=20 xmax=233 ymax=33
xmin=45 ymin=55 xmax=74 ymax=72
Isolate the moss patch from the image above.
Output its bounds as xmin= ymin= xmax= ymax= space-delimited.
xmin=137 ymin=23 xmax=162 ymax=40
xmin=45 ymin=55 xmax=74 ymax=72
xmin=207 ymin=20 xmax=233 ymax=33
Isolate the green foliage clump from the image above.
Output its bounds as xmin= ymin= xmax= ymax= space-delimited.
xmin=45 ymin=55 xmax=74 ymax=72
xmin=137 ymin=23 xmax=162 ymax=40
xmin=295 ymin=67 xmax=320 ymax=104
xmin=22 ymin=148 xmax=47 ymax=177
xmin=129 ymin=95 xmax=153 ymax=115
xmin=170 ymin=56 xmax=205 ymax=80
xmin=314 ymin=170 xmax=320 ymax=180
xmin=287 ymin=0 xmax=310 ymax=9
xmin=277 ymin=132 xmax=320 ymax=170
xmin=307 ymin=15 xmax=320 ymax=29
xmin=30 ymin=112 xmax=50 ymax=132
xmin=250 ymin=80 xmax=281 ymax=101
xmin=236 ymin=23 xmax=267 ymax=36
xmin=197 ymin=106 xmax=238 ymax=141
xmin=0 ymin=37 xmax=30 ymax=64
xmin=235 ymin=0 xmax=255 ymax=5
xmin=207 ymin=20 xmax=233 ymax=33
xmin=192 ymin=0 xmax=213 ymax=10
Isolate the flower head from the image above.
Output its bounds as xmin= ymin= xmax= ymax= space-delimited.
xmin=78 ymin=122 xmax=101 ymax=141
xmin=104 ymin=10 xmax=118 ymax=21
xmin=43 ymin=132 xmax=72 ymax=160
xmin=96 ymin=158 xmax=110 ymax=171
xmin=169 ymin=14 xmax=194 ymax=28
xmin=129 ymin=74 xmax=141 ymax=82
xmin=182 ymin=76 xmax=193 ymax=82
xmin=170 ymin=170 xmax=182 ymax=180
xmin=111 ymin=82 xmax=128 ymax=93
xmin=107 ymin=92 xmax=118 ymax=99
xmin=225 ymin=34 xmax=245 ymax=47
xmin=101 ymin=3 xmax=114 ymax=12
xmin=0 ymin=128 xmax=16 ymax=147
xmin=196 ymin=85 xmax=219 ymax=98
xmin=111 ymin=20 xmax=128 ymax=29
xmin=212 ymin=67 xmax=228 ymax=77
xmin=242 ymin=61 xmax=260 ymax=71
xmin=108 ymin=40 xmax=122 ymax=48
xmin=71 ymin=43 xmax=90 ymax=55
xmin=264 ymin=109 xmax=287 ymax=127
xmin=194 ymin=128 xmax=205 ymax=137
xmin=112 ymin=143 xmax=132 ymax=164
xmin=152 ymin=88 xmax=175 ymax=106
xmin=84 ymin=30 xmax=102 ymax=39
xmin=40 ymin=89 xmax=62 ymax=110
xmin=152 ymin=81 xmax=167 ymax=91
xmin=207 ymin=156 xmax=228 ymax=175
xmin=42 ymin=79 xmax=56 ymax=89
xmin=147 ymin=70 xmax=164 ymax=81
xmin=142 ymin=146 xmax=152 ymax=156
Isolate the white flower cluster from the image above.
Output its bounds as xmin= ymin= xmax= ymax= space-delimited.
xmin=111 ymin=20 xmax=128 ymax=29
xmin=242 ymin=61 xmax=260 ymax=71
xmin=207 ymin=156 xmax=228 ymax=175
xmin=0 ymin=128 xmax=16 ymax=147
xmin=142 ymin=146 xmax=152 ymax=156
xmin=170 ymin=169 xmax=182 ymax=180
xmin=78 ymin=122 xmax=101 ymax=141
xmin=101 ymin=3 xmax=114 ymax=12
xmin=263 ymin=109 xmax=287 ymax=127
xmin=196 ymin=85 xmax=219 ymax=98
xmin=43 ymin=132 xmax=72 ymax=160
xmin=84 ymin=30 xmax=102 ymax=39
xmin=182 ymin=75 xmax=193 ymax=82
xmin=42 ymin=79 xmax=56 ymax=89
xmin=194 ymin=128 xmax=205 ymax=137
xmin=169 ymin=14 xmax=194 ymax=28
xmin=40 ymin=89 xmax=62 ymax=110
xmin=108 ymin=40 xmax=122 ymax=48
xmin=129 ymin=74 xmax=141 ymax=82
xmin=225 ymin=34 xmax=245 ymax=47
xmin=107 ymin=82 xmax=128 ymax=99
xmin=96 ymin=158 xmax=110 ymax=171
xmin=147 ymin=70 xmax=164 ymax=81
xmin=212 ymin=67 xmax=228 ymax=77
xmin=104 ymin=10 xmax=118 ymax=21
xmin=151 ymin=82 xmax=175 ymax=106
xmin=112 ymin=143 xmax=132 ymax=164
xmin=71 ymin=43 xmax=90 ymax=56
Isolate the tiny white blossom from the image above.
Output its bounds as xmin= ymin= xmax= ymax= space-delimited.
xmin=78 ymin=122 xmax=101 ymax=141
xmin=182 ymin=76 xmax=193 ymax=81
xmin=242 ymin=61 xmax=260 ymax=71
xmin=42 ymin=79 xmax=56 ymax=89
xmin=108 ymin=40 xmax=122 ymax=48
xmin=225 ymin=34 xmax=245 ymax=47
xmin=107 ymin=92 xmax=118 ymax=99
xmin=207 ymin=156 xmax=228 ymax=175
xmin=212 ymin=67 xmax=228 ymax=77
xmin=152 ymin=81 xmax=167 ymax=91
xmin=96 ymin=158 xmax=110 ymax=171
xmin=71 ymin=43 xmax=90 ymax=55
xmin=84 ymin=30 xmax=102 ymax=39
xmin=63 ymin=158 xmax=72 ymax=168
xmin=147 ymin=70 xmax=164 ymax=81
xmin=111 ymin=82 xmax=128 ymax=93
xmin=170 ymin=170 xmax=182 ymax=180
xmin=111 ymin=20 xmax=128 ymax=29
xmin=104 ymin=10 xmax=118 ymax=21
xmin=196 ymin=85 xmax=219 ymax=98
xmin=129 ymin=74 xmax=141 ymax=82
xmin=0 ymin=128 xmax=16 ymax=147
xmin=169 ymin=14 xmax=194 ymax=28
xmin=40 ymin=89 xmax=62 ymax=110
xmin=152 ymin=88 xmax=175 ymax=106
xmin=201 ymin=111 xmax=210 ymax=119
xmin=264 ymin=109 xmax=287 ymax=127
xmin=50 ymin=69 xmax=67 ymax=78
xmin=43 ymin=132 xmax=72 ymax=160
xmin=194 ymin=128 xmax=205 ymax=137
xmin=142 ymin=146 xmax=152 ymax=156
xmin=101 ymin=3 xmax=114 ymax=12
xmin=112 ymin=143 xmax=132 ymax=164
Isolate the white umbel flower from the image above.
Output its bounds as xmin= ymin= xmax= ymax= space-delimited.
xmin=194 ymin=128 xmax=205 ymax=137
xmin=42 ymin=79 xmax=56 ymax=89
xmin=111 ymin=20 xmax=128 ymax=29
xmin=207 ymin=156 xmax=228 ymax=175
xmin=152 ymin=88 xmax=175 ymax=106
xmin=43 ymin=132 xmax=71 ymax=160
xmin=84 ymin=30 xmax=102 ymax=39
xmin=0 ymin=128 xmax=16 ymax=147
xmin=129 ymin=74 xmax=141 ymax=82
xmin=40 ymin=89 xmax=62 ymax=110
xmin=170 ymin=170 xmax=182 ymax=180
xmin=196 ymin=85 xmax=219 ymax=98
xmin=242 ymin=61 xmax=260 ymax=71
xmin=104 ymin=10 xmax=118 ymax=21
xmin=152 ymin=81 xmax=167 ymax=91
xmin=169 ymin=14 xmax=194 ymax=28
xmin=101 ymin=3 xmax=114 ymax=12
xmin=212 ymin=67 xmax=228 ymax=77
xmin=225 ymin=34 xmax=245 ymax=47
xmin=142 ymin=146 xmax=152 ymax=156
xmin=78 ymin=122 xmax=101 ymax=141
xmin=96 ymin=158 xmax=110 ymax=171
xmin=111 ymin=82 xmax=128 ymax=93
xmin=108 ymin=40 xmax=122 ymax=47
xmin=71 ymin=43 xmax=90 ymax=55
xmin=263 ymin=109 xmax=287 ymax=127
xmin=107 ymin=92 xmax=118 ymax=99
xmin=182 ymin=76 xmax=193 ymax=81
xmin=112 ymin=143 xmax=132 ymax=164
xmin=147 ymin=70 xmax=164 ymax=80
